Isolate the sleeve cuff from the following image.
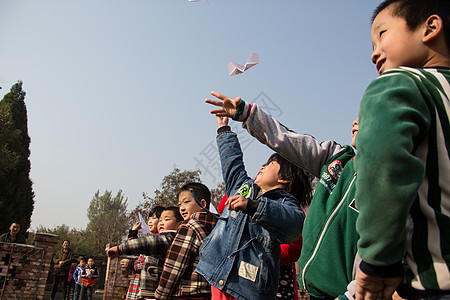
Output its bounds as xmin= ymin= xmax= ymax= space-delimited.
xmin=217 ymin=126 xmax=231 ymax=134
xmin=128 ymin=229 xmax=138 ymax=239
xmin=232 ymin=100 xmax=252 ymax=122
xmin=243 ymin=198 xmax=259 ymax=216
xmin=117 ymin=244 xmax=124 ymax=256
xmin=359 ymin=260 xmax=403 ymax=278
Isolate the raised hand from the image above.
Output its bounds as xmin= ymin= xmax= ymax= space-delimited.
xmin=216 ymin=115 xmax=229 ymax=128
xmin=132 ymin=221 xmax=142 ymax=231
xmin=205 ymin=91 xmax=241 ymax=119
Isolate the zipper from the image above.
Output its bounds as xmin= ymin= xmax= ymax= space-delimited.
xmin=301 ymin=173 xmax=357 ymax=289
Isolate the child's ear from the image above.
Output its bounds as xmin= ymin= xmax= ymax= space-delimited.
xmin=423 ymin=14 xmax=443 ymax=43
xmin=278 ymin=178 xmax=290 ymax=185
xmin=200 ymin=199 xmax=208 ymax=208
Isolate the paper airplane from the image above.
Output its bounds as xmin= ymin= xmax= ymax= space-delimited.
xmin=138 ymin=212 xmax=152 ymax=234
xmin=228 ymin=53 xmax=259 ymax=76
xmin=209 ymin=203 xmax=218 ymax=214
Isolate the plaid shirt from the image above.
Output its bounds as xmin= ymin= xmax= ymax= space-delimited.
xmin=119 ymin=231 xmax=177 ymax=298
xmin=155 ymin=212 xmax=217 ymax=299
xmin=125 ymin=230 xmax=143 ymax=300
xmin=125 ymin=273 xmax=140 ymax=300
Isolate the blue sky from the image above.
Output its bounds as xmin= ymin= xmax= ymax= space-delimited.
xmin=0 ymin=1 xmax=380 ymax=230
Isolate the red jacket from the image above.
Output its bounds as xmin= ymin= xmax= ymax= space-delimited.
xmin=81 ymin=265 xmax=99 ymax=286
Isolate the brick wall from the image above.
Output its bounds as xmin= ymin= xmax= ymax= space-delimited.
xmin=0 ymin=233 xmax=59 ymax=300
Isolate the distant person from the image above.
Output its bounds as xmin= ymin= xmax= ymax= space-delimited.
xmin=80 ymin=257 xmax=99 ymax=300
xmin=66 ymin=262 xmax=77 ymax=300
xmin=0 ymin=222 xmax=27 ymax=244
xmin=73 ymin=257 xmax=87 ymax=300
xmin=51 ymin=240 xmax=74 ymax=300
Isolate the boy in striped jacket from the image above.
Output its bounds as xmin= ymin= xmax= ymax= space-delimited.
xmin=354 ymin=0 xmax=450 ymax=299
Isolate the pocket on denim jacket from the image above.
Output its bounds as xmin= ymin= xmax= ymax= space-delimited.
xmin=257 ymin=252 xmax=277 ymax=294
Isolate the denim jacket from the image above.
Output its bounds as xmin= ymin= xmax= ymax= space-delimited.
xmin=196 ymin=128 xmax=305 ymax=300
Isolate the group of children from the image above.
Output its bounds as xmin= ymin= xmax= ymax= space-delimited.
xmin=108 ymin=148 xmax=311 ymax=300
xmin=107 ymin=183 xmax=218 ymax=299
xmin=65 ymin=257 xmax=99 ymax=300
xmin=107 ymin=0 xmax=449 ymax=299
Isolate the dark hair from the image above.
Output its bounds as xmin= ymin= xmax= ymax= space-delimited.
xmin=177 ymin=182 xmax=211 ymax=207
xmin=265 ymin=153 xmax=313 ymax=207
xmin=149 ymin=205 xmax=165 ymax=219
xmin=62 ymin=239 xmax=70 ymax=245
xmin=79 ymin=256 xmax=86 ymax=263
xmin=163 ymin=206 xmax=184 ymax=223
xmin=372 ymin=0 xmax=450 ymax=51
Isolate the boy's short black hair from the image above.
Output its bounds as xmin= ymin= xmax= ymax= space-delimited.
xmin=178 ymin=182 xmax=211 ymax=207
xmin=373 ymin=0 xmax=450 ymax=51
xmin=163 ymin=206 xmax=184 ymax=223
xmin=266 ymin=153 xmax=313 ymax=207
xmin=78 ymin=256 xmax=86 ymax=263
xmin=149 ymin=205 xmax=165 ymax=220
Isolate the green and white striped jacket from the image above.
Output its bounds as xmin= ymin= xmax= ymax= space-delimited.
xmin=355 ymin=67 xmax=450 ymax=296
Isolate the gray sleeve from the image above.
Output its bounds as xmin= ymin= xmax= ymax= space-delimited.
xmin=243 ymin=104 xmax=345 ymax=177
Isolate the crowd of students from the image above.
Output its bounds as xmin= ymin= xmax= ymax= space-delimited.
xmin=2 ymin=0 xmax=448 ymax=299
xmin=107 ymin=0 xmax=450 ymax=299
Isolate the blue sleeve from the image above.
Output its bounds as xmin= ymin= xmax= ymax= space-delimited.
xmin=253 ymin=193 xmax=305 ymax=244
xmin=73 ymin=268 xmax=79 ymax=281
xmin=217 ymin=130 xmax=252 ymax=196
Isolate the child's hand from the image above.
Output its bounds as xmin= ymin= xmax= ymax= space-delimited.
xmin=106 ymin=246 xmax=119 ymax=259
xmin=226 ymin=195 xmax=248 ymax=212
xmin=216 ymin=115 xmax=229 ymax=128
xmin=132 ymin=221 xmax=142 ymax=231
xmin=206 ymin=91 xmax=241 ymax=119
xmin=120 ymin=259 xmax=130 ymax=269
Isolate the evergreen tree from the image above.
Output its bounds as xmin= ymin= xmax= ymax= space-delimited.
xmin=0 ymin=81 xmax=34 ymax=234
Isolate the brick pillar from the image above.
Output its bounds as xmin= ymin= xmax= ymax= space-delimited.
xmin=103 ymin=243 xmax=130 ymax=300
xmin=34 ymin=233 xmax=59 ymax=299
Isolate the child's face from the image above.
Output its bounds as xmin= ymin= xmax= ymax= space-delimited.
xmin=80 ymin=260 xmax=86 ymax=267
xmin=178 ymin=190 xmax=205 ymax=220
xmin=158 ymin=210 xmax=181 ymax=232
xmin=147 ymin=213 xmax=159 ymax=234
xmin=351 ymin=118 xmax=359 ymax=148
xmin=371 ymin=4 xmax=427 ymax=74
xmin=88 ymin=259 xmax=95 ymax=267
xmin=254 ymin=160 xmax=282 ymax=190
